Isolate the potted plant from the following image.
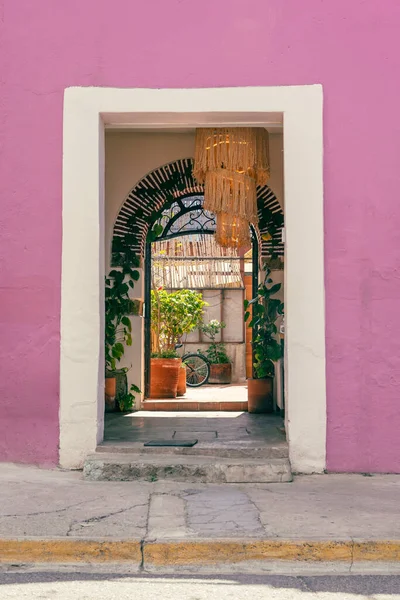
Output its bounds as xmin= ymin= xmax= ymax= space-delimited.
xmin=244 ymin=267 xmax=284 ymax=413
xmin=105 ymin=251 xmax=141 ymax=411
xmin=150 ymin=288 xmax=206 ymax=398
xmin=200 ymin=320 xmax=232 ymax=384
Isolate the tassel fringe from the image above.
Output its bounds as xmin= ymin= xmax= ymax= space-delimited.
xmin=193 ymin=127 xmax=270 ymax=186
xmin=204 ymin=169 xmax=259 ymax=224
xmin=215 ymin=212 xmax=251 ymax=249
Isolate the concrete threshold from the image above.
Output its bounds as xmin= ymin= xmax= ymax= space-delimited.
xmin=96 ymin=441 xmax=289 ymax=459
xmin=83 ymin=452 xmax=292 ymax=483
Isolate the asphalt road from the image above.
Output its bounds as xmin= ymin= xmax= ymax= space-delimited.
xmin=1 ymin=570 xmax=400 ymax=599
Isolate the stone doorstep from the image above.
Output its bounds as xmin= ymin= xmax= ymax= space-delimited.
xmin=96 ymin=442 xmax=289 ymax=459
xmin=83 ymin=453 xmax=292 ymax=483
xmin=141 ymin=400 xmax=248 ymax=411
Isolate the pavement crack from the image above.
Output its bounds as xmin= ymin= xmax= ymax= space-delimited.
xmin=297 ymin=576 xmax=313 ymax=593
xmin=242 ymin=493 xmax=267 ymax=532
xmin=0 ymin=499 xmax=97 ymax=519
xmin=66 ymin=502 xmax=148 ymax=536
xmin=143 ymin=493 xmax=154 ymax=540
xmin=350 ymin=537 xmax=355 ymax=573
xmin=139 ymin=539 xmax=145 ymax=570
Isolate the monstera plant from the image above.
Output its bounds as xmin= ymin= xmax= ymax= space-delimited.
xmin=244 ymin=266 xmax=284 ymax=413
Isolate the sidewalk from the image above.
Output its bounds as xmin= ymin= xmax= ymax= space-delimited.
xmin=0 ymin=464 xmax=399 ymax=570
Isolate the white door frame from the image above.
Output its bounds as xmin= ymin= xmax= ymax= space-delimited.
xmin=60 ymin=86 xmax=326 ymax=473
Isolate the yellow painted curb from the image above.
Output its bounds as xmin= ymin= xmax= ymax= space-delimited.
xmin=0 ymin=539 xmax=142 ymax=564
xmin=1 ymin=539 xmax=400 ymax=565
xmin=353 ymin=541 xmax=400 ymax=562
xmin=144 ymin=540 xmax=400 ymax=566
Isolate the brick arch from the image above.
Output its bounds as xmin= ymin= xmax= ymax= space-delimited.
xmin=112 ymin=158 xmax=284 ymax=262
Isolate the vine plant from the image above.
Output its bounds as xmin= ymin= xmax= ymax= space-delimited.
xmin=105 ymin=222 xmax=163 ymax=411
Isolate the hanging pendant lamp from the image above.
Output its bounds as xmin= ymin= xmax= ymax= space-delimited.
xmin=193 ymin=127 xmax=269 ymax=235
xmin=194 ymin=127 xmax=269 ymax=248
xmin=193 ymin=127 xmax=270 ymax=186
xmin=215 ymin=212 xmax=251 ymax=249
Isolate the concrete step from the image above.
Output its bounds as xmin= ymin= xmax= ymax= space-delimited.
xmin=83 ymin=452 xmax=292 ymax=483
xmin=96 ymin=441 xmax=289 ymax=459
xmin=141 ymin=399 xmax=248 ymax=411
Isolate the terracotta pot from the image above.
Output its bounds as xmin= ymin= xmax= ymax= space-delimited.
xmin=209 ymin=363 xmax=232 ymax=384
xmin=105 ymin=377 xmax=117 ymax=411
xmin=149 ymin=358 xmax=181 ymax=399
xmin=128 ymin=299 xmax=144 ymax=316
xmin=247 ymin=377 xmax=273 ymax=413
xmin=177 ymin=365 xmax=187 ymax=396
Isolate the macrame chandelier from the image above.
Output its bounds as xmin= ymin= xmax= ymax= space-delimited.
xmin=214 ymin=212 xmax=251 ymax=249
xmin=193 ymin=127 xmax=270 ymax=248
xmin=204 ymin=169 xmax=258 ymax=223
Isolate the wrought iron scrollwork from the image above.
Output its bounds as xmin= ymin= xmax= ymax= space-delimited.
xmin=156 ymin=196 xmax=216 ymax=240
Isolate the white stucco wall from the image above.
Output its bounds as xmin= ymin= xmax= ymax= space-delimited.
xmin=105 ymin=131 xmax=284 ymax=397
xmin=60 ymin=85 xmax=325 ymax=472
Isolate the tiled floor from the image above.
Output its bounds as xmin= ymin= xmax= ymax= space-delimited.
xmin=103 ymin=410 xmax=286 ymax=447
xmin=103 ymin=383 xmax=287 ymax=455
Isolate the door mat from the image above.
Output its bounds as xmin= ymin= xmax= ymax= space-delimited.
xmin=144 ymin=440 xmax=198 ymax=447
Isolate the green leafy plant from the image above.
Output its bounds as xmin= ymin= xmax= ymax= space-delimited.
xmin=105 ymin=267 xmax=138 ymax=372
xmin=104 ymin=224 xmax=163 ymax=405
xmin=200 ymin=320 xmax=231 ymax=365
xmin=244 ymin=267 xmax=284 ymax=378
xmin=106 ymin=222 xmax=164 ymax=370
xmin=151 ymin=288 xmax=207 ymax=354
xmin=118 ymin=384 xmax=141 ymax=412
xmin=204 ymin=343 xmax=231 ymax=365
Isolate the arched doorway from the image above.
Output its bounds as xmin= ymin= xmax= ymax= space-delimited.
xmin=143 ymin=195 xmax=261 ymax=397
xmin=112 ymin=158 xmax=284 ymax=264
xmin=111 ymin=158 xmax=284 ymax=400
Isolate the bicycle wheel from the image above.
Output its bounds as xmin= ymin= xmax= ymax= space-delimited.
xmin=183 ymin=354 xmax=210 ymax=387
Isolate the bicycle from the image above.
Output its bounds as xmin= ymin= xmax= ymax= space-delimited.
xmin=175 ymin=344 xmax=210 ymax=387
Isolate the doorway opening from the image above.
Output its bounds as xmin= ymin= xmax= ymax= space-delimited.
xmin=104 ymin=154 xmax=286 ymax=449
xmin=144 ymin=193 xmax=262 ymax=405
xmin=60 ymin=86 xmax=326 ymax=473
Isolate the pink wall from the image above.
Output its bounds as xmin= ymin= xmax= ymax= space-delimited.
xmin=1 ymin=1 xmax=400 ymax=470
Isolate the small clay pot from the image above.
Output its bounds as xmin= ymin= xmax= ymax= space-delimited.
xmin=247 ymin=377 xmax=273 ymax=413
xmin=105 ymin=377 xmax=117 ymax=411
xmin=208 ymin=363 xmax=232 ymax=384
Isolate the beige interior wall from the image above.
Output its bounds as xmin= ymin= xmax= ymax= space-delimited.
xmin=104 ymin=131 xmax=284 ymax=400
